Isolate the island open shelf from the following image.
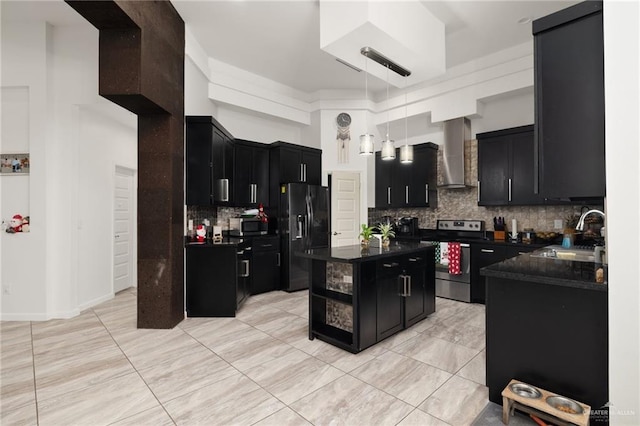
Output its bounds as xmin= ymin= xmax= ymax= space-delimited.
xmin=298 ymin=242 xmax=435 ymax=353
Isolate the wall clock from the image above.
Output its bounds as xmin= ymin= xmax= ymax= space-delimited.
xmin=336 ymin=112 xmax=351 ymax=164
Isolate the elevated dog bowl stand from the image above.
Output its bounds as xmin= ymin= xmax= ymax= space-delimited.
xmin=502 ymin=379 xmax=590 ymax=426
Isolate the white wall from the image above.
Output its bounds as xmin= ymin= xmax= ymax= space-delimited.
xmin=1 ymin=19 xmax=137 ymax=320
xmin=604 ymin=1 xmax=640 ymax=423
xmin=185 ymin=56 xmax=218 ymax=117
xmin=1 ymin=22 xmax=50 ymax=319
xmin=217 ymin=106 xmax=303 ymax=144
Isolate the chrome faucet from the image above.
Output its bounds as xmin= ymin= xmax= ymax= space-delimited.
xmin=575 ymin=209 xmax=605 ymax=231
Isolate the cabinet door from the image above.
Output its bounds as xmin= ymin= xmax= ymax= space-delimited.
xmin=185 ymin=122 xmax=213 ymax=206
xmin=250 ymin=251 xmax=280 ymax=295
xmin=470 ymin=245 xmax=507 ymax=304
xmin=410 ymin=146 xmax=437 ymax=207
xmin=403 ymin=255 xmax=432 ymax=327
xmin=375 ymin=152 xmax=394 ymax=208
xmin=254 ymin=146 xmax=270 ymax=205
xmin=509 ymin=131 xmax=543 ymax=205
xmin=236 ymin=251 xmax=250 ymax=307
xmin=535 ymin=6 xmax=605 ymax=199
xmin=478 ymin=136 xmax=509 ymax=205
xmin=376 ymin=259 xmax=404 ymax=341
xmin=234 ymin=143 xmax=254 ymax=206
xmin=302 ymin=150 xmax=322 ymax=185
xmin=212 ymin=128 xmax=234 ymax=204
xmin=392 ymin=151 xmax=412 ymax=207
xmin=279 ymin=147 xmax=303 ymax=183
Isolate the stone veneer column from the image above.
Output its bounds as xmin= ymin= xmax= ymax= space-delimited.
xmin=66 ymin=0 xmax=185 ymax=328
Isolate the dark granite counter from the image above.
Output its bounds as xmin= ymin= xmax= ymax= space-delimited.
xmin=481 ymin=250 xmax=608 ymax=291
xmin=298 ymin=241 xmax=433 ymax=263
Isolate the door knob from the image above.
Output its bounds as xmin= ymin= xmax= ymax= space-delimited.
xmin=333 ymin=232 xmax=342 ymax=235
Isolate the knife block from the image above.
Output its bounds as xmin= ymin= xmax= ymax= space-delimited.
xmin=494 ymin=231 xmax=506 ymax=241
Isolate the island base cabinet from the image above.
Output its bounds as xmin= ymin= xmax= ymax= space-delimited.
xmin=486 ymin=276 xmax=608 ymax=423
xmin=309 ymin=247 xmax=435 ymax=353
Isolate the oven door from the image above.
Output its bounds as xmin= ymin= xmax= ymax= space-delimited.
xmin=435 ymin=242 xmax=471 ymax=302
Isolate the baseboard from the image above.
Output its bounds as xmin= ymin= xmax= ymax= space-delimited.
xmin=77 ymin=293 xmax=114 ymax=312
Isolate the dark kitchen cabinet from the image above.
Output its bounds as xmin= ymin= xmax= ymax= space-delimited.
xmin=375 ymin=143 xmax=438 ymax=208
xmin=402 ymin=253 xmax=435 ymax=328
xmin=533 ymin=1 xmax=605 ymax=201
xmin=375 ymin=258 xmax=405 ymax=341
xmin=270 ymin=142 xmax=321 ymax=185
xmin=477 ymin=125 xmax=542 ymax=206
xmin=186 ymin=242 xmax=249 ymax=317
xmin=186 ymin=116 xmax=234 ymax=206
xmin=234 ymin=139 xmax=270 ymax=207
xmin=249 ymin=236 xmax=281 ymax=295
xmin=470 ymin=243 xmax=537 ymax=304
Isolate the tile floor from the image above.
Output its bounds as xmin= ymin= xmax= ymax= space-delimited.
xmin=1 ymin=288 xmax=492 ymax=425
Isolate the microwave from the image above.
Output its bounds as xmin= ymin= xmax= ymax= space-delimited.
xmin=229 ymin=217 xmax=268 ymax=236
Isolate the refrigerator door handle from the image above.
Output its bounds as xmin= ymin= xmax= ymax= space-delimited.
xmin=300 ymin=164 xmax=304 ymax=182
xmin=295 ymin=215 xmax=304 ymax=239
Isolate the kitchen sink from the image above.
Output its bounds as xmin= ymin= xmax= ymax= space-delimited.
xmin=529 ymin=245 xmax=599 ymax=263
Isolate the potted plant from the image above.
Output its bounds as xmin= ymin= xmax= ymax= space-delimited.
xmin=377 ymin=222 xmax=395 ymax=247
xmin=359 ymin=223 xmax=374 ymax=247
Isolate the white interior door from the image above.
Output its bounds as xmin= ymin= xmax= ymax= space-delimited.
xmin=330 ymin=171 xmax=361 ymax=247
xmin=113 ymin=167 xmax=135 ymax=293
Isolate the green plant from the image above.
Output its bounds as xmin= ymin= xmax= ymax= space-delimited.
xmin=376 ymin=223 xmax=395 ymax=240
xmin=359 ymin=224 xmax=375 ymax=242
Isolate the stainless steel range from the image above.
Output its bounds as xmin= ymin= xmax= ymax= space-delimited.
xmin=423 ymin=219 xmax=486 ymax=303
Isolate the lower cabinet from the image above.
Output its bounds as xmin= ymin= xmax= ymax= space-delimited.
xmin=470 ymin=243 xmax=537 ymax=304
xmin=249 ymin=236 xmax=280 ymax=295
xmin=185 ymin=242 xmax=250 ymax=317
xmin=309 ymin=247 xmax=435 ymax=353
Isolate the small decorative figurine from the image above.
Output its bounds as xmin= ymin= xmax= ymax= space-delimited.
xmin=6 ymin=214 xmax=23 ymax=233
xmin=257 ymin=203 xmax=268 ymax=223
xmin=195 ymin=224 xmax=207 ymax=242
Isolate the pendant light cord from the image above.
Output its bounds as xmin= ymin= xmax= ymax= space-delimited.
xmin=386 ymin=65 xmax=390 ymax=140
xmin=405 ymin=80 xmax=408 ymax=144
xmin=364 ymin=58 xmax=368 ymax=132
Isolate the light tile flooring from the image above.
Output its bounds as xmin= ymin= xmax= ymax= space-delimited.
xmin=1 ymin=289 xmax=491 ymax=425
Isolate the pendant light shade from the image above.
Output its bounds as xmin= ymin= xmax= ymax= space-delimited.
xmin=359 ymin=134 xmax=374 ymax=155
xmin=359 ymin=57 xmax=374 ymax=156
xmin=381 ymin=139 xmax=396 ymax=160
xmin=399 ymin=144 xmax=413 ymax=163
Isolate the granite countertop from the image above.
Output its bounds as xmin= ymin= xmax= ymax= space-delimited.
xmin=481 ymin=250 xmax=608 ymax=292
xmin=184 ymin=236 xmax=248 ymax=247
xmin=297 ymin=241 xmax=434 ymax=263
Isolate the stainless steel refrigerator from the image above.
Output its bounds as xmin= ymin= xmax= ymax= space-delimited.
xmin=279 ymin=183 xmax=329 ymax=291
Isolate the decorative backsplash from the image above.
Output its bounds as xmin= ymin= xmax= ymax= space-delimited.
xmin=186 ymin=206 xmax=245 ymax=234
xmin=369 ymin=140 xmax=602 ymax=232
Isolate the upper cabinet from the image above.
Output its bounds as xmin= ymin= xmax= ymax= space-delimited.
xmin=233 ymin=139 xmax=270 ymax=207
xmin=186 ymin=116 xmax=234 ymax=206
xmin=477 ymin=125 xmax=542 ymax=206
xmin=533 ymin=1 xmax=605 ymax=201
xmin=270 ymin=142 xmax=322 ymax=186
xmin=375 ymin=143 xmax=438 ymax=208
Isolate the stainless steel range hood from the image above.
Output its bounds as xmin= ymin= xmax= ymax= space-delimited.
xmin=439 ymin=117 xmax=472 ymax=189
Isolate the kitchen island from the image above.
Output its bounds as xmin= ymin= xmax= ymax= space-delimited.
xmin=298 ymin=242 xmax=435 ymax=353
xmin=482 ymin=251 xmax=608 ymax=423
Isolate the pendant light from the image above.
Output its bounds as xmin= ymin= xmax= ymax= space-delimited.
xmin=381 ymin=65 xmax=396 ymax=161
xmin=359 ymin=57 xmax=374 ymax=155
xmin=399 ymin=82 xmax=413 ymax=163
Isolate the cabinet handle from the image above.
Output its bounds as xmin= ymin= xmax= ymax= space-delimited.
xmin=477 ymin=181 xmax=481 ymax=202
xmin=217 ymin=178 xmax=229 ymax=202
xmin=304 ymin=164 xmax=307 ymax=182
xmin=508 ymin=178 xmax=512 ymax=202
xmin=276 ymin=253 xmax=281 ymax=266
xmin=387 ymin=187 xmax=391 ymax=205
xmin=406 ymin=276 xmax=412 ymax=297
xmin=300 ymin=164 xmax=304 ymax=182
xmin=408 ymin=257 xmax=421 ymax=262
xmin=383 ymin=262 xmax=399 ymax=268
xmin=518 ymin=252 xmax=527 ymax=255
xmin=405 ymin=185 xmax=409 ymax=204
xmin=240 ymin=260 xmax=250 ymax=277
xmin=261 ymin=243 xmax=273 ymax=248
xmin=425 ymin=184 xmax=429 ymax=204
xmin=237 ymin=250 xmax=244 ymax=255
xmin=481 ymin=249 xmax=495 ymax=253
xmin=250 ymin=183 xmax=257 ymax=203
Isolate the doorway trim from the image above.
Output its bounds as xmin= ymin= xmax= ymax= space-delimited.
xmin=113 ymin=165 xmax=137 ymax=293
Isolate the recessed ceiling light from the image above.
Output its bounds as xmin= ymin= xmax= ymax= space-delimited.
xmin=517 ymin=17 xmax=532 ymax=25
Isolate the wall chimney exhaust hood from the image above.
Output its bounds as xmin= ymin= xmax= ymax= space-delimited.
xmin=439 ymin=117 xmax=472 ymax=189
